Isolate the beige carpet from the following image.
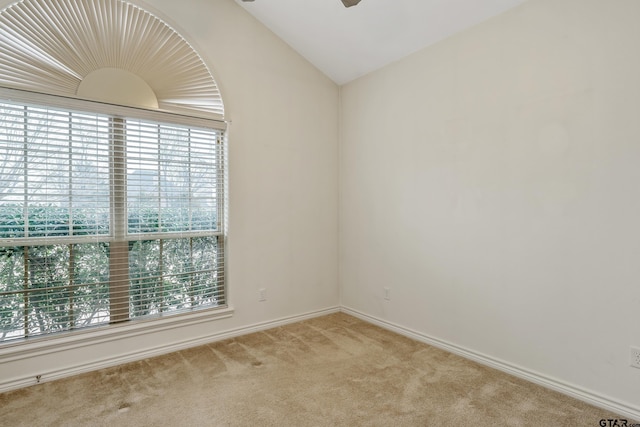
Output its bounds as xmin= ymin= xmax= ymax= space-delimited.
xmin=0 ymin=313 xmax=632 ymax=426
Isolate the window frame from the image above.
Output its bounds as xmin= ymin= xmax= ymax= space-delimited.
xmin=0 ymin=86 xmax=229 ymax=344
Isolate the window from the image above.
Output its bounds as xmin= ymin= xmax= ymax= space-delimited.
xmin=0 ymin=90 xmax=227 ymax=342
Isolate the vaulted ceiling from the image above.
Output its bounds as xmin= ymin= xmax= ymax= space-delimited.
xmin=234 ymin=0 xmax=528 ymax=85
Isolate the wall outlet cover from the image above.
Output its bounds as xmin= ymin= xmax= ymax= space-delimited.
xmin=630 ymin=346 xmax=640 ymax=369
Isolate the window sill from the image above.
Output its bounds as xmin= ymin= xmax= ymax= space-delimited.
xmin=0 ymin=306 xmax=235 ymax=362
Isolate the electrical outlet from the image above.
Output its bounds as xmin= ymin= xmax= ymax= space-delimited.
xmin=259 ymin=288 xmax=267 ymax=302
xmin=383 ymin=287 xmax=390 ymax=301
xmin=631 ymin=347 xmax=640 ymax=369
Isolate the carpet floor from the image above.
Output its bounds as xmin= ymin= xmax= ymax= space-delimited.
xmin=0 ymin=313 xmax=632 ymax=426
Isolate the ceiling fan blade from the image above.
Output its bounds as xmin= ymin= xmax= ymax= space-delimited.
xmin=341 ymin=0 xmax=362 ymax=7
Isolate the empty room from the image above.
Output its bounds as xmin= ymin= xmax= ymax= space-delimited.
xmin=0 ymin=0 xmax=638 ymax=425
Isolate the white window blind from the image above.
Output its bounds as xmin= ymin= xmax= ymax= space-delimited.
xmin=0 ymin=91 xmax=226 ymax=342
xmin=0 ymin=0 xmax=225 ymax=119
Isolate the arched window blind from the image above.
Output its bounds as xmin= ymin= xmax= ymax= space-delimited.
xmin=0 ymin=0 xmax=224 ymax=119
xmin=0 ymin=0 xmax=228 ymax=342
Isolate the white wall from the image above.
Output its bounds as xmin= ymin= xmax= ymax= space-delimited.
xmin=340 ymin=0 xmax=640 ymax=414
xmin=0 ymin=0 xmax=339 ymax=388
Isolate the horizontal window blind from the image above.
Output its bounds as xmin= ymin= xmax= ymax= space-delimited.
xmin=125 ymin=120 xmax=221 ymax=235
xmin=0 ymin=103 xmax=111 ymax=243
xmin=0 ymin=93 xmax=226 ymax=342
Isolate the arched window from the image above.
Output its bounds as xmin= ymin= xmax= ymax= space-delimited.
xmin=0 ymin=0 xmax=227 ymax=342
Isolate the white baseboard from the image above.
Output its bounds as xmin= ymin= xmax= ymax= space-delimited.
xmin=340 ymin=306 xmax=640 ymax=422
xmin=0 ymin=306 xmax=340 ymax=394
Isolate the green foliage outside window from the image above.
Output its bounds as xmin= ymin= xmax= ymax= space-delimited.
xmin=0 ymin=204 xmax=221 ymax=342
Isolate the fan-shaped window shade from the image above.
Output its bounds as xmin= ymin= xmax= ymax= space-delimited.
xmin=0 ymin=0 xmax=224 ymax=119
